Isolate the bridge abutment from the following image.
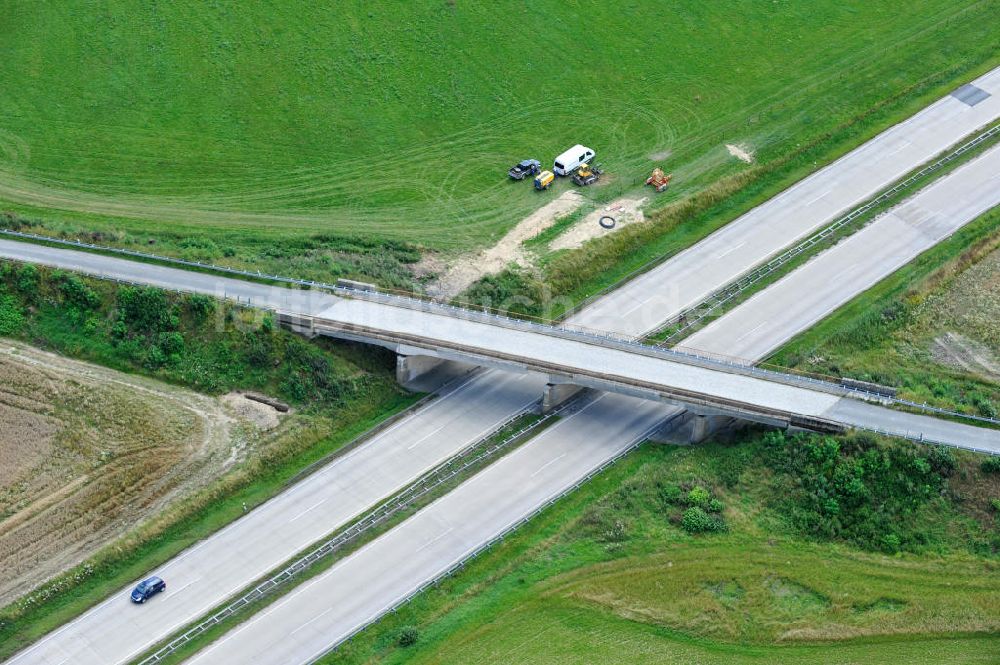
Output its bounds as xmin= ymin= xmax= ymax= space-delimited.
xmin=276 ymin=312 xmax=318 ymax=339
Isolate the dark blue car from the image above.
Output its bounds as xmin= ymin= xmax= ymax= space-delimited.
xmin=130 ymin=576 xmax=166 ymax=604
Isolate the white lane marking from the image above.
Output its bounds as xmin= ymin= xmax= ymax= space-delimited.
xmin=884 ymin=140 xmax=911 ymax=157
xmin=620 ymin=296 xmax=657 ymax=317
xmin=415 ymin=527 xmax=454 ymax=553
xmin=804 ymin=188 xmax=832 ymax=206
xmin=290 ymin=498 xmax=328 ymax=523
xmin=530 ymin=452 xmax=568 ymax=478
xmin=829 ymin=263 xmax=858 ymax=283
xmin=290 ymin=606 xmax=334 ymax=636
xmin=406 ymin=421 xmax=451 ymax=450
xmin=164 ymin=578 xmax=200 ymax=600
xmin=714 ymin=241 xmax=746 ymax=259
xmin=736 ymin=322 xmax=766 ymax=343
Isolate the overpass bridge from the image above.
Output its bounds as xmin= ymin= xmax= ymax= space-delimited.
xmin=0 ymin=236 xmax=997 ymax=452
xmin=277 ymin=285 xmax=999 ymax=452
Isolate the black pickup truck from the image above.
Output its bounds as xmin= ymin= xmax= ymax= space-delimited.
xmin=508 ymin=159 xmax=541 ymax=180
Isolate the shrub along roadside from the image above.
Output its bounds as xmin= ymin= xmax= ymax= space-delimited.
xmin=0 ymin=214 xmax=424 ymax=291
xmin=0 ymin=261 xmax=400 ymax=402
xmin=0 ymin=262 xmax=415 ymax=661
xmin=761 ymin=430 xmax=959 ymax=554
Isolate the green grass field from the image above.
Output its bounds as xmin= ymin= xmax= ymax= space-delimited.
xmin=1 ymin=0 xmax=998 ymax=260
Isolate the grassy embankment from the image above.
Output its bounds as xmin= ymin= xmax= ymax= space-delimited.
xmin=311 ymin=430 xmax=999 ymax=665
xmin=0 ymin=263 xmax=415 ymax=661
xmin=770 ymin=207 xmax=1000 ymax=418
xmin=0 ymin=1 xmax=999 ymax=288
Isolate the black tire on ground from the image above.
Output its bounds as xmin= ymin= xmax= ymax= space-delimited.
xmin=599 ymin=216 xmax=616 ymax=229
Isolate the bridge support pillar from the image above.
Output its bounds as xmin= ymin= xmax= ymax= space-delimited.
xmin=396 ymin=355 xmax=475 ymax=392
xmin=541 ymin=383 xmax=584 ymax=414
xmin=652 ymin=412 xmax=738 ymax=444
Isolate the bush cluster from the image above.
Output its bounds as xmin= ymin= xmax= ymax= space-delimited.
xmin=660 ymin=481 xmax=726 ymax=534
xmin=397 ymin=626 xmax=419 ymax=647
xmin=110 ymin=286 xmax=185 ymax=368
xmin=981 ymin=457 xmax=1000 ymax=474
xmin=681 ymin=506 xmax=724 ymax=534
xmin=763 ymin=430 xmax=949 ymax=553
xmin=461 ymin=268 xmax=547 ymax=319
xmin=0 ymin=294 xmax=23 ymax=335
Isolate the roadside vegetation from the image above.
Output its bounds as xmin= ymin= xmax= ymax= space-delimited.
xmin=0 ymin=263 xmax=413 ymax=661
xmin=314 ymin=430 xmax=1000 ymax=664
xmin=0 ymin=261 xmax=398 ymax=399
xmin=1 ymin=1 xmax=998 ymax=290
xmin=772 ymin=208 xmax=1000 ymax=418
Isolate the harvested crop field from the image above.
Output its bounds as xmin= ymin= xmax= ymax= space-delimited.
xmin=0 ymin=341 xmax=281 ymax=604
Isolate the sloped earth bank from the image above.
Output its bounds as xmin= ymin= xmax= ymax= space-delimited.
xmin=931 ymin=332 xmax=1000 ymax=382
xmin=0 ymin=341 xmax=284 ymax=604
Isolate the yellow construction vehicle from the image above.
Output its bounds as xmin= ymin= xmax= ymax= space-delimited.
xmin=534 ymin=170 xmax=555 ymax=190
xmin=572 ymin=162 xmax=603 ymax=186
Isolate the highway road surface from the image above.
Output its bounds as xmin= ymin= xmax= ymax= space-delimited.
xmin=1 ymin=237 xmax=993 ymax=449
xmin=572 ymin=66 xmax=1000 ymax=338
xmin=187 ymin=392 xmax=676 ymax=665
xmin=7 ymin=370 xmax=548 ymax=665
xmin=0 ymin=238 xmax=340 ymax=315
xmin=304 ymin=295 xmax=1000 ymax=450
xmin=681 ymin=141 xmax=1000 ymax=361
xmin=4 ymin=68 xmax=1000 ymax=665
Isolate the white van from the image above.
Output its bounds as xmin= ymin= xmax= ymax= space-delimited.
xmin=553 ymin=144 xmax=595 ymax=176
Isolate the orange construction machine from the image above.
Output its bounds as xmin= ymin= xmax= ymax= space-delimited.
xmin=645 ymin=168 xmax=672 ymax=193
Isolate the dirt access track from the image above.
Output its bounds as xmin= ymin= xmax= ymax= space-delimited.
xmin=425 ymin=192 xmax=651 ymax=298
xmin=426 ymin=191 xmax=584 ymax=297
xmin=0 ymin=341 xmax=283 ymax=605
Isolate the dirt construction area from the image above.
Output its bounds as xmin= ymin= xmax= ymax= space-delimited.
xmin=0 ymin=341 xmax=285 ymax=605
xmin=423 ymin=192 xmax=653 ymax=298
xmin=549 ymin=197 xmax=648 ymax=251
